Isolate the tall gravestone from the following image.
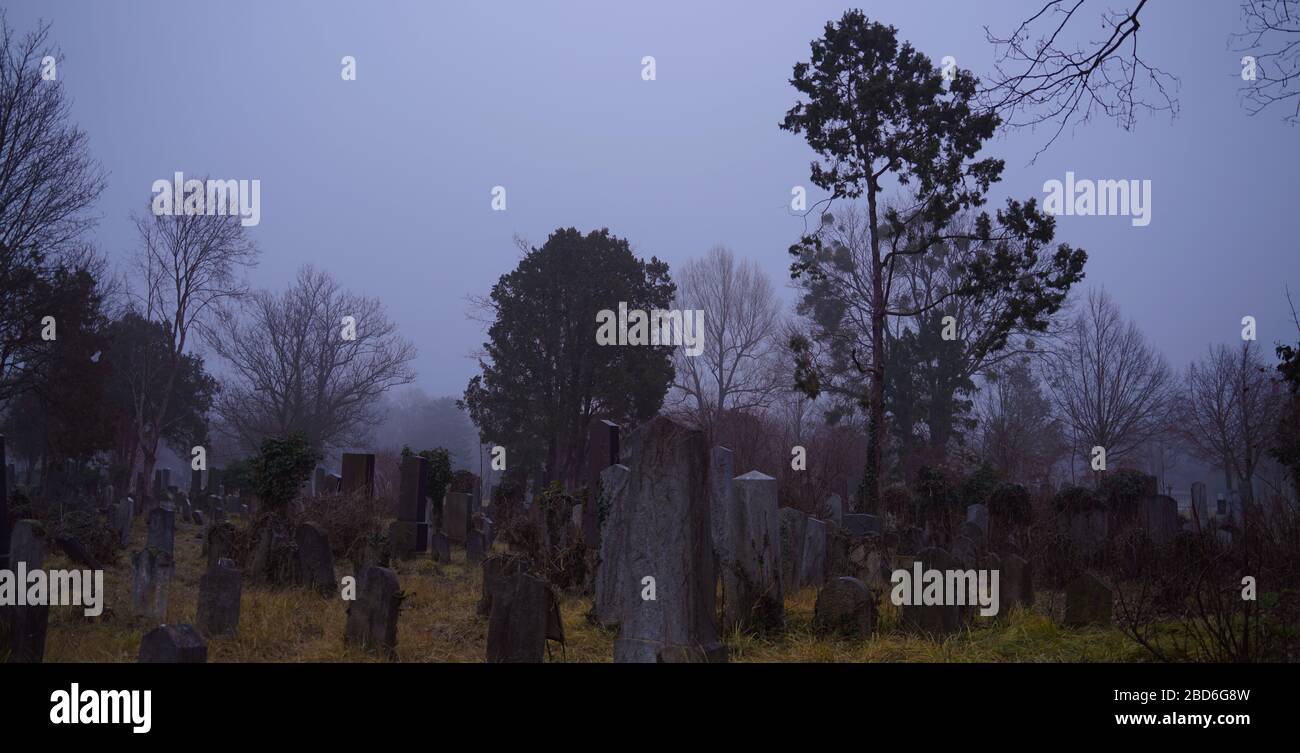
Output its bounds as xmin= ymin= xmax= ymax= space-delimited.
xmin=599 ymin=416 xmax=726 ymax=663
xmin=190 ymin=468 xmax=202 ymax=498
xmin=709 ymin=447 xmax=735 ymax=570
xmin=779 ymin=507 xmax=808 ymax=593
xmin=724 ymin=471 xmax=783 ymax=634
xmin=592 ymin=463 xmax=631 ymax=628
xmin=393 ymin=454 xmax=428 ymax=556
xmin=147 ymin=507 xmax=175 ymax=557
xmin=7 ymin=520 xmax=49 ymax=662
xmin=344 ymin=565 xmax=401 ymax=659
xmin=197 ymin=558 xmax=242 ymax=637
xmin=340 ymin=453 xmax=375 ymax=498
xmin=583 ymin=419 xmax=620 ymax=548
xmin=486 ymin=572 xmax=550 ymax=663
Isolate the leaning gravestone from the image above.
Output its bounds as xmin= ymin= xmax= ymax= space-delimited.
xmin=898 ymin=547 xmax=962 ymax=639
xmin=295 ymin=522 xmax=336 ymax=596
xmin=779 ymin=507 xmax=808 ymax=593
xmin=132 ymin=547 xmax=174 ymax=623
xmin=799 ymin=517 xmax=828 ymax=589
xmin=723 ymin=471 xmax=783 ymax=634
xmin=197 ymin=558 xmax=242 ymax=637
xmin=146 ymin=507 xmax=175 ymax=557
xmin=599 ymin=416 xmax=726 ymax=663
xmin=813 ymin=576 xmax=875 ymax=637
xmin=138 ymin=624 xmax=207 ymax=663
xmin=344 ymin=565 xmax=401 ymax=659
xmin=7 ymin=520 xmax=50 ymax=662
xmin=1064 ymin=572 xmax=1112 ymax=627
xmin=486 ymin=572 xmax=550 ymax=663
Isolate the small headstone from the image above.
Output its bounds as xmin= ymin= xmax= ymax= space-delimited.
xmin=813 ymin=576 xmax=875 ymax=637
xmin=466 ymin=529 xmax=486 ymax=566
xmin=442 ymin=492 xmax=472 ymax=543
xmin=898 ymin=547 xmax=962 ymax=639
xmin=146 ymin=507 xmax=175 ymax=557
xmin=344 ymin=565 xmax=401 ymax=658
xmin=138 ymin=624 xmax=207 ymax=663
xmin=1140 ymin=495 xmax=1180 ymax=545
xmin=1064 ymin=573 xmax=1112 ymax=627
xmin=132 ymin=547 xmax=174 ymax=623
xmin=295 ymin=522 xmax=336 ymax=596
xmin=197 ymin=558 xmax=241 ymax=637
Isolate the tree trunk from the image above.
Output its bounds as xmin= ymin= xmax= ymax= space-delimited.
xmin=865 ymin=180 xmax=885 ymax=511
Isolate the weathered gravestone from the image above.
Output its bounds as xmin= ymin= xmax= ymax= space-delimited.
xmin=800 ymin=517 xmax=828 ymax=590
xmin=591 ymin=464 xmax=630 ymax=628
xmin=1140 ymin=495 xmax=1180 ymax=545
xmin=197 ymin=558 xmax=241 ymax=637
xmin=813 ymin=576 xmax=875 ymax=637
xmin=7 ymin=520 xmax=49 ymax=662
xmin=779 ymin=507 xmax=808 ymax=593
xmin=146 ymin=507 xmax=174 ymax=557
xmin=132 ymin=547 xmax=174 ymax=623
xmin=821 ymin=494 xmax=844 ymax=527
xmin=723 ymin=471 xmax=783 ymax=634
xmin=898 ymin=547 xmax=962 ymax=639
xmin=1000 ymin=553 xmax=1034 ymax=617
xmin=597 ymin=416 xmax=726 ymax=663
xmin=340 ymin=453 xmax=375 ymax=498
xmin=486 ymin=572 xmax=551 ymax=663
xmin=1064 ymin=572 xmax=1112 ymax=627
xmin=842 ymin=513 xmax=882 ymax=538
xmin=295 ymin=522 xmax=336 ymax=596
xmin=138 ymin=624 xmax=207 ymax=663
xmin=393 ymin=454 xmax=428 ymax=555
xmin=583 ymin=418 xmax=620 ymax=549
xmin=709 ymin=446 xmax=735 ymax=573
xmin=113 ymin=497 xmax=135 ymax=547
xmin=344 ymin=565 xmax=401 ymax=659
xmin=442 ymin=492 xmax=472 ymax=543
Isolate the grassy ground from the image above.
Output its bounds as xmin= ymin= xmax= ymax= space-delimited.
xmin=35 ymin=512 xmax=1148 ymax=663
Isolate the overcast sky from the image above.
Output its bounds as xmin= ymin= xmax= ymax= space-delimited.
xmin=8 ymin=0 xmax=1298 ymax=400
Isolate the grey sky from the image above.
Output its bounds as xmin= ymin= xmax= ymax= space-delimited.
xmin=9 ymin=0 xmax=1298 ymax=400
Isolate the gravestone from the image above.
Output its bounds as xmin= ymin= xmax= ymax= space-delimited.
xmin=7 ymin=520 xmax=49 ymax=662
xmin=388 ymin=519 xmax=421 ymax=560
xmin=821 ymin=494 xmax=844 ymax=527
xmin=723 ymin=471 xmax=783 ymax=634
xmin=197 ymin=558 xmax=241 ymax=637
xmin=800 ymin=517 xmax=828 ymax=589
xmin=131 ymin=547 xmax=174 ymax=623
xmin=899 ymin=547 xmax=962 ymax=639
xmin=1064 ymin=572 xmax=1112 ymax=627
xmin=1001 ymin=553 xmax=1033 ymax=617
xmin=313 ymin=467 xmax=327 ymax=497
xmin=207 ymin=467 xmax=223 ymax=496
xmin=138 ymin=624 xmax=207 ymax=663
xmin=429 ymin=530 xmax=451 ymax=563
xmin=340 ymin=453 xmax=375 ymax=498
xmin=146 ymin=507 xmax=175 ymax=557
xmin=190 ymin=468 xmax=202 ymax=498
xmin=442 ymin=492 xmax=472 ymax=543
xmin=583 ymin=418 xmax=620 ymax=548
xmin=1140 ymin=495 xmax=1180 ymax=545
xmin=113 ymin=497 xmax=135 ymax=547
xmin=295 ymin=522 xmax=336 ymax=596
xmin=709 ymin=446 xmax=735 ymax=569
xmin=397 ymin=454 xmax=428 ymax=552
xmin=591 ymin=464 xmax=631 ymax=628
xmin=202 ymin=521 xmax=234 ymax=571
xmin=813 ymin=576 xmax=875 ymax=637
xmin=479 ymin=553 xmax=528 ymax=616
xmin=600 ymin=417 xmax=725 ymax=663
xmin=466 ymin=529 xmax=486 ymax=566
xmin=344 ymin=565 xmax=401 ymax=659
xmin=779 ymin=507 xmax=808 ymax=593
xmin=486 ymin=572 xmax=550 ymax=663
xmin=842 ymin=514 xmax=882 ymax=538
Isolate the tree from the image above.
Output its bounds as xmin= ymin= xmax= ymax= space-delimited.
xmin=1233 ymin=0 xmax=1300 ymax=124
xmin=380 ymin=388 xmax=479 ymax=470
xmin=463 ymin=228 xmax=675 ymax=490
xmin=973 ymin=357 xmax=1067 ymax=486
xmin=0 ymin=13 xmax=107 ymax=400
xmin=251 ymin=432 xmax=320 ymax=515
xmin=211 ymin=265 xmax=416 ymax=454
xmin=668 ymin=245 xmax=782 ymax=439
xmin=781 ymin=14 xmax=1085 ymax=507
xmin=1045 ymin=289 xmax=1173 ymax=477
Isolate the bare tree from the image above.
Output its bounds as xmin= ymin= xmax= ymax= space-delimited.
xmin=981 ymin=0 xmax=1179 ymax=158
xmin=1045 ymin=289 xmax=1174 ymax=475
xmin=667 ymin=245 xmax=782 ymax=439
xmin=212 ymin=265 xmax=416 ymax=453
xmin=0 ymin=13 xmax=107 ymax=400
xmin=973 ymin=356 xmax=1067 ymax=486
xmin=1233 ymin=0 xmax=1300 ymax=124
xmin=1174 ymin=341 xmax=1282 ymax=503
xmin=131 ymin=196 xmax=257 ymax=492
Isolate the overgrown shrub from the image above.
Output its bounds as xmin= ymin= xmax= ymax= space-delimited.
xmin=251 ymin=432 xmax=320 ymax=515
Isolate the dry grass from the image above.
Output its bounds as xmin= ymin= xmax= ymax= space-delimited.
xmin=35 ymin=513 xmax=1144 ymax=663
